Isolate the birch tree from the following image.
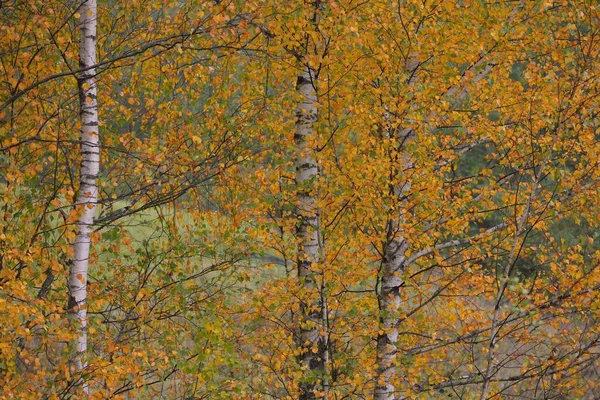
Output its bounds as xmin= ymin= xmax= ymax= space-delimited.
xmin=365 ymin=2 xmax=600 ymax=398
xmin=67 ymin=0 xmax=99 ymax=390
xmin=295 ymin=63 xmax=329 ymax=399
xmin=373 ymin=126 xmax=412 ymax=400
xmin=370 ymin=2 xmax=515 ymax=397
xmin=293 ymin=2 xmax=329 ymax=395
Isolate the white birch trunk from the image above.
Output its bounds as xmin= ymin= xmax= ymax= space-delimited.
xmin=373 ymin=50 xmax=418 ymax=399
xmin=68 ymin=0 xmax=98 ymax=392
xmin=374 ymin=133 xmax=411 ymax=400
xmin=372 ymin=4 xmax=512 ymax=395
xmin=295 ymin=66 xmax=327 ymax=400
xmin=374 ymin=237 xmax=407 ymax=399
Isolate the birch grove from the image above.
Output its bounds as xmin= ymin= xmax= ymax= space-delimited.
xmin=1 ymin=1 xmax=600 ymax=398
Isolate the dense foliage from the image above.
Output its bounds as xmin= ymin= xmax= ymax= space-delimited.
xmin=2 ymin=1 xmax=600 ymax=399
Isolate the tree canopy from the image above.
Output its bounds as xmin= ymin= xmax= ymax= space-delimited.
xmin=2 ymin=0 xmax=600 ymax=399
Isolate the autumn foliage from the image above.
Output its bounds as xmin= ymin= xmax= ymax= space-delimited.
xmin=2 ymin=0 xmax=600 ymax=399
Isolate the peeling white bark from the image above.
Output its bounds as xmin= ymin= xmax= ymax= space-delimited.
xmin=68 ymin=0 xmax=98 ymax=393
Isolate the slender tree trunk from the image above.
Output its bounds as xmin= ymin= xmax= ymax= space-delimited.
xmin=372 ymin=27 xmax=498 ymax=394
xmin=374 ymin=127 xmax=412 ymax=400
xmin=295 ymin=65 xmax=327 ymax=399
xmin=68 ymin=0 xmax=99 ymax=392
xmin=374 ymin=230 xmax=407 ymax=399
xmin=373 ymin=47 xmax=420 ymax=399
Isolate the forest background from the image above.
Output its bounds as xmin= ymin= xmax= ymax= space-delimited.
xmin=2 ymin=0 xmax=600 ymax=399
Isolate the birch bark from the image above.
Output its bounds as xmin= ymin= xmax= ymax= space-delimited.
xmin=373 ymin=51 xmax=419 ymax=399
xmin=68 ymin=0 xmax=99 ymax=391
xmin=295 ymin=66 xmax=328 ymax=399
xmin=373 ymin=33 xmax=498 ymax=395
xmin=374 ymin=128 xmax=411 ymax=400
